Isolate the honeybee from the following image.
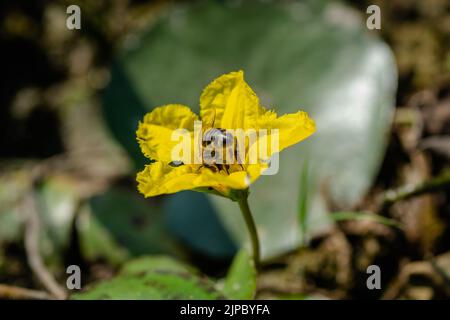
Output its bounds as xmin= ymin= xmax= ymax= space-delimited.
xmin=202 ymin=128 xmax=235 ymax=172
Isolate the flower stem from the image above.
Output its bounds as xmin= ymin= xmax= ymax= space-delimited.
xmin=237 ymin=194 xmax=260 ymax=269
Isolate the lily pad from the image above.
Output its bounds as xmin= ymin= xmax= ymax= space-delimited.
xmin=103 ymin=0 xmax=396 ymax=258
xmin=72 ymin=255 xmax=222 ymax=300
xmin=120 ymin=255 xmax=195 ymax=275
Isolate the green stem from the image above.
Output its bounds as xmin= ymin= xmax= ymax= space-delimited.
xmin=381 ymin=170 xmax=450 ymax=210
xmin=237 ymin=194 xmax=260 ymax=269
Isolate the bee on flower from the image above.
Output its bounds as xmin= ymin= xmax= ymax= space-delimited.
xmin=136 ymin=70 xmax=315 ymax=199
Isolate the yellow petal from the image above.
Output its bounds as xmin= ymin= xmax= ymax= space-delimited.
xmin=137 ymin=162 xmax=197 ymax=197
xmin=256 ymin=109 xmax=316 ymax=154
xmin=137 ymin=162 xmax=251 ymax=197
xmin=201 ymin=168 xmax=250 ymax=189
xmin=136 ymin=104 xmax=198 ymax=162
xmin=245 ymin=163 xmax=266 ymax=183
xmin=200 ymin=71 xmax=262 ymax=129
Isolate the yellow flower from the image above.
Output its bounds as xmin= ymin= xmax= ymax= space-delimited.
xmin=136 ymin=71 xmax=315 ymax=198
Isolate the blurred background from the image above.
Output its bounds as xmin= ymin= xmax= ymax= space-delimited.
xmin=1 ymin=0 xmax=450 ymax=300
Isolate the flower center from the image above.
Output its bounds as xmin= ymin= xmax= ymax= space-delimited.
xmin=169 ymin=128 xmax=245 ymax=174
xmin=202 ymin=128 xmax=239 ymax=173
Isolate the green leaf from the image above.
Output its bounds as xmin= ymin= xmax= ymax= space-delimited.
xmin=103 ymin=0 xmax=397 ymax=258
xmin=102 ymin=62 xmax=148 ymax=169
xmin=77 ymin=188 xmax=183 ymax=265
xmin=272 ymin=293 xmax=329 ymax=300
xmin=76 ymin=205 xmax=129 ymax=266
xmin=222 ymin=250 xmax=257 ymax=300
xmin=72 ymin=256 xmax=222 ymax=300
xmin=120 ymin=255 xmax=195 ymax=276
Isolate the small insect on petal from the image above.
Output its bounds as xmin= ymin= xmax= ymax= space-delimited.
xmin=169 ymin=161 xmax=184 ymax=167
